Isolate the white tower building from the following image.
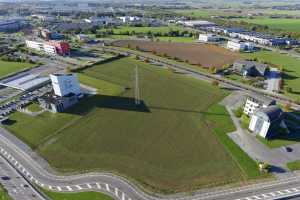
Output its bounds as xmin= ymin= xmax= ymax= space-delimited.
xmin=50 ymin=74 xmax=81 ymax=97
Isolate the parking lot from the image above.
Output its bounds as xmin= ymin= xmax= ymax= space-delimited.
xmin=0 ymin=85 xmax=52 ymax=122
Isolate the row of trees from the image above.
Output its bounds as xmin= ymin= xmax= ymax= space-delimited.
xmin=96 ymin=28 xmax=196 ymax=38
xmin=1 ymin=55 xmax=35 ymax=64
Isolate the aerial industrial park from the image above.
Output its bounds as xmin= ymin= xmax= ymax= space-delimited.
xmin=1 ymin=0 xmax=300 ymax=200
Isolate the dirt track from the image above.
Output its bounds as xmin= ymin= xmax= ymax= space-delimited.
xmin=113 ymin=40 xmax=240 ymax=68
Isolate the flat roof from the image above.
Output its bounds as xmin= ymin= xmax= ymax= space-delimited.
xmin=0 ymin=73 xmax=50 ymax=91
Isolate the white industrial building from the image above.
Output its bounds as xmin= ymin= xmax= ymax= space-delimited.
xmin=0 ymin=73 xmax=50 ymax=91
xmin=50 ymin=74 xmax=81 ymax=97
xmin=227 ymin=40 xmax=255 ymax=52
xmin=179 ymin=20 xmax=215 ymax=28
xmin=25 ymin=40 xmax=57 ymax=55
xmin=243 ymin=95 xmax=276 ymax=116
xmin=118 ymin=16 xmax=141 ymax=23
xmin=39 ymin=74 xmax=82 ymax=113
xmin=198 ymin=34 xmax=220 ymax=42
xmin=249 ymin=106 xmax=286 ymax=139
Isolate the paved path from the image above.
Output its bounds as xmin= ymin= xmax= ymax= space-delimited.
xmin=226 ymin=106 xmax=290 ymax=171
xmin=222 ymin=93 xmax=300 ymax=171
xmin=266 ymin=68 xmax=281 ymax=93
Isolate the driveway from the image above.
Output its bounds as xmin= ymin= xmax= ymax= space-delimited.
xmin=222 ymin=92 xmax=300 ymax=173
xmin=265 ymin=68 xmax=281 ymax=93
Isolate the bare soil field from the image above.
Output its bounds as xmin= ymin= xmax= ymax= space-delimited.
xmin=113 ymin=40 xmax=240 ymax=68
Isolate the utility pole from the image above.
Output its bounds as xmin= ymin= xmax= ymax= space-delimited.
xmin=134 ymin=65 xmax=141 ymax=105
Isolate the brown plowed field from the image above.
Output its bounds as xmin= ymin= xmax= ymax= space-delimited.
xmin=113 ymin=40 xmax=240 ymax=68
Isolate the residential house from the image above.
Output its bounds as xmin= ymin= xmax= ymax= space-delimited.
xmin=233 ymin=60 xmax=268 ymax=77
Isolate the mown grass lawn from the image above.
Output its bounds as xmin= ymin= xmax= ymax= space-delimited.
xmin=239 ymin=18 xmax=300 ymax=33
xmin=26 ymin=103 xmax=43 ymax=112
xmin=155 ymin=36 xmax=195 ymax=43
xmin=0 ymin=60 xmax=35 ymax=78
xmin=78 ymin=73 xmax=123 ymax=95
xmin=256 ymin=135 xmax=297 ymax=149
xmin=242 ymin=51 xmax=300 ymax=100
xmin=111 ymin=25 xmax=184 ymax=35
xmin=0 ymin=185 xmax=11 ymax=200
xmin=44 ymin=191 xmax=113 ymax=200
xmin=4 ymin=57 xmax=262 ymax=193
xmin=287 ymin=160 xmax=300 ymax=171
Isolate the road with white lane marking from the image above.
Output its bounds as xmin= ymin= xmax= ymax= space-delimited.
xmin=2 ymin=126 xmax=300 ymax=200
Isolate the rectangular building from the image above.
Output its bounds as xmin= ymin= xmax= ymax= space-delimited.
xmin=227 ymin=40 xmax=255 ymax=52
xmin=198 ymin=34 xmax=220 ymax=42
xmin=249 ymin=106 xmax=286 ymax=139
xmin=50 ymin=74 xmax=81 ymax=97
xmin=25 ymin=40 xmax=70 ymax=56
xmin=0 ymin=20 xmax=22 ymax=32
xmin=244 ymin=95 xmax=276 ymax=116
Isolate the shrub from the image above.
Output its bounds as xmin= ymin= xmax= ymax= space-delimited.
xmin=234 ymin=107 xmax=243 ymax=118
xmin=259 ymin=162 xmax=271 ymax=173
xmin=211 ymin=80 xmax=219 ymax=87
xmin=241 ymin=114 xmax=250 ymax=129
xmin=283 ymin=102 xmax=292 ymax=112
xmin=285 ymin=87 xmax=292 ymax=93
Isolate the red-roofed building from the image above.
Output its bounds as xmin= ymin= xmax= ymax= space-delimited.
xmin=47 ymin=41 xmax=70 ymax=56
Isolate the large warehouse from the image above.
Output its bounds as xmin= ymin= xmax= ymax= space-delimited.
xmin=0 ymin=73 xmax=50 ymax=91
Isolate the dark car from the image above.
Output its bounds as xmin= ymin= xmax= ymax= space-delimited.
xmin=285 ymin=147 xmax=293 ymax=152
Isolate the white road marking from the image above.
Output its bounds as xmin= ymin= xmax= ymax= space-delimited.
xmin=252 ymin=195 xmax=261 ymax=199
xmin=66 ymin=186 xmax=73 ymax=191
xmin=96 ymin=183 xmax=101 ymax=189
xmin=57 ymin=186 xmax=62 ymax=191
xmin=106 ymin=184 xmax=110 ymax=191
xmin=75 ymin=185 xmax=82 ymax=190
xmin=86 ymin=183 xmax=92 ymax=189
xmin=115 ymin=187 xmax=118 ymax=197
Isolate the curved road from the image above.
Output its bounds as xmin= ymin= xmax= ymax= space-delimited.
xmin=1 ymin=46 xmax=300 ymax=199
xmin=2 ymin=124 xmax=300 ymax=200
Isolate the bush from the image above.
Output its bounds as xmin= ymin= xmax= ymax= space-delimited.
xmin=241 ymin=114 xmax=250 ymax=129
xmin=211 ymin=80 xmax=219 ymax=87
xmin=234 ymin=107 xmax=243 ymax=118
xmin=259 ymin=162 xmax=271 ymax=173
xmin=285 ymin=87 xmax=292 ymax=93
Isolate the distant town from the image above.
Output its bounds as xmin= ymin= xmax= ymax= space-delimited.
xmin=0 ymin=1 xmax=300 ymax=200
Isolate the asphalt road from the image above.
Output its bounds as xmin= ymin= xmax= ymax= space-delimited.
xmin=266 ymin=68 xmax=281 ymax=93
xmin=2 ymin=123 xmax=300 ymax=200
xmin=1 ymin=43 xmax=300 ymax=199
xmin=101 ymin=45 xmax=300 ymax=110
xmin=0 ymin=153 xmax=46 ymax=200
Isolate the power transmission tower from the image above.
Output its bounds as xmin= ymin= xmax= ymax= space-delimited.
xmin=134 ymin=65 xmax=141 ymax=105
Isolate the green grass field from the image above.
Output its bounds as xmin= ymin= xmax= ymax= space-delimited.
xmin=242 ymin=51 xmax=300 ymax=100
xmin=238 ymin=18 xmax=300 ymax=33
xmin=4 ymin=57 xmax=261 ymax=193
xmin=111 ymin=25 xmax=185 ymax=35
xmin=256 ymin=135 xmax=296 ymax=149
xmin=78 ymin=73 xmax=124 ymax=95
xmin=44 ymin=191 xmax=113 ymax=200
xmin=0 ymin=60 xmax=35 ymax=78
xmin=287 ymin=160 xmax=300 ymax=171
xmin=26 ymin=103 xmax=43 ymax=112
xmin=173 ymin=9 xmax=240 ymax=18
xmin=0 ymin=185 xmax=11 ymax=200
xmin=155 ymin=36 xmax=195 ymax=43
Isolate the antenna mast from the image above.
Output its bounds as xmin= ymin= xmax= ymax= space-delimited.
xmin=134 ymin=65 xmax=141 ymax=105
